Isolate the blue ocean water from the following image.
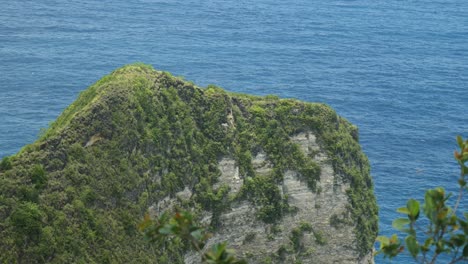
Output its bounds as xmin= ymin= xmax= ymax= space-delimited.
xmin=1 ymin=0 xmax=467 ymax=262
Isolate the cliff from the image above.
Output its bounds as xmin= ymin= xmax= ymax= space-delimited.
xmin=0 ymin=64 xmax=378 ymax=263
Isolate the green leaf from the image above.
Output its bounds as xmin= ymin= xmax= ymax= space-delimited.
xmin=436 ymin=208 xmax=449 ymax=221
xmin=421 ymin=238 xmax=433 ymax=252
xmin=159 ymin=225 xmax=174 ymax=235
xmin=459 ymin=219 xmax=468 ymax=235
xmin=457 ymin=135 xmax=464 ymax=149
xmin=435 ymin=240 xmax=444 ymax=254
xmin=405 ymin=235 xmax=420 ymax=258
xmin=424 ymin=191 xmax=435 ymax=220
xmin=392 ymin=218 xmax=410 ymax=231
xmin=376 ymin=236 xmax=390 ymax=247
xmin=396 ymin=207 xmax=410 ymax=215
xmin=459 ymin=179 xmax=467 ymax=187
xmin=407 ymin=199 xmax=420 ymax=220
xmin=450 ymin=234 xmax=465 ymax=247
xmin=190 ymin=229 xmax=203 ymax=241
xmin=462 ymin=165 xmax=468 ymax=176
xmin=463 ymin=244 xmax=468 ymax=257
xmin=463 ymin=153 xmax=468 ymax=159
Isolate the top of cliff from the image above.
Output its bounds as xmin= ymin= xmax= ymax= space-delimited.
xmin=0 ymin=63 xmax=378 ymax=263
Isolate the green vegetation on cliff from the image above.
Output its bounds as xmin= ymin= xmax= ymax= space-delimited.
xmin=0 ymin=64 xmax=377 ymax=263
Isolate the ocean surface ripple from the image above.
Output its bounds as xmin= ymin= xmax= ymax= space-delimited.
xmin=1 ymin=1 xmax=467 ymax=262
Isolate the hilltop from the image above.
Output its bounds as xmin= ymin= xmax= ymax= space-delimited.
xmin=0 ymin=64 xmax=378 ymax=263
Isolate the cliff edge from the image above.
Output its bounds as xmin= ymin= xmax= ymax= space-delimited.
xmin=0 ymin=64 xmax=378 ymax=263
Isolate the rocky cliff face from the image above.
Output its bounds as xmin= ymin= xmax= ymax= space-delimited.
xmin=185 ymin=131 xmax=375 ymax=264
xmin=0 ymin=64 xmax=378 ymax=263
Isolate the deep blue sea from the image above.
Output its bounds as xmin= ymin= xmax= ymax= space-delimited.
xmin=1 ymin=0 xmax=467 ymax=262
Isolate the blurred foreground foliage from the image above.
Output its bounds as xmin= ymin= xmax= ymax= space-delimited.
xmin=376 ymin=136 xmax=468 ymax=263
xmin=139 ymin=211 xmax=247 ymax=264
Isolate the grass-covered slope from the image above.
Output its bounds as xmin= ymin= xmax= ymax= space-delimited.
xmin=0 ymin=64 xmax=378 ymax=263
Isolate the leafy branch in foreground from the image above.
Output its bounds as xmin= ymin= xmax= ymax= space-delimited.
xmin=376 ymin=136 xmax=468 ymax=263
xmin=139 ymin=211 xmax=247 ymax=264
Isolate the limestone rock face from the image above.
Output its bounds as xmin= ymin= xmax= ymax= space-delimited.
xmin=185 ymin=132 xmax=374 ymax=264
xmin=0 ymin=64 xmax=377 ymax=264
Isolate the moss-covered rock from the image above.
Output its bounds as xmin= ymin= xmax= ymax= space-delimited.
xmin=0 ymin=64 xmax=377 ymax=263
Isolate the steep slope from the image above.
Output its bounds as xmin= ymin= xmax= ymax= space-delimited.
xmin=0 ymin=64 xmax=378 ymax=263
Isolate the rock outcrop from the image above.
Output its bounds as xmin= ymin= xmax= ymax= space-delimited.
xmin=0 ymin=64 xmax=378 ymax=263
